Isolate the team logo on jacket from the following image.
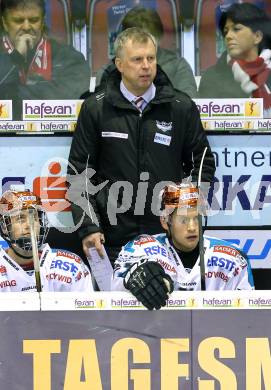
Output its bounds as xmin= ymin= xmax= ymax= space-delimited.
xmin=156 ymin=120 xmax=172 ymax=132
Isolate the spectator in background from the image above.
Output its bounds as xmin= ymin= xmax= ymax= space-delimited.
xmin=0 ymin=0 xmax=90 ymax=119
xmin=199 ymin=3 xmax=271 ymax=117
xmin=67 ymin=28 xmax=215 ymax=264
xmin=95 ymin=6 xmax=197 ymax=98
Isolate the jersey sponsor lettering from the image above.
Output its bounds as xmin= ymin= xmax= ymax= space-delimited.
xmin=157 ymin=259 xmax=177 ymax=274
xmin=56 ymin=250 xmax=81 ymax=264
xmin=134 ymin=236 xmax=156 ymax=246
xmin=40 ymin=249 xmax=50 ymax=266
xmin=46 ymin=272 xmax=72 ymax=284
xmin=3 ymin=255 xmax=20 ymax=271
xmin=233 ymin=267 xmax=240 ymax=276
xmin=21 ymin=285 xmax=36 ymax=291
xmin=206 ymin=271 xmax=229 ymax=282
xmin=50 ymin=259 xmax=78 ymax=276
xmin=176 ymin=281 xmax=197 ymax=290
xmin=213 ymin=245 xmax=238 ymax=257
xmin=144 ymin=245 xmax=167 ymax=257
xmin=75 ymin=271 xmax=82 ymax=281
xmin=0 ymin=279 xmax=16 ymax=288
xmin=207 ymin=256 xmax=236 ymax=271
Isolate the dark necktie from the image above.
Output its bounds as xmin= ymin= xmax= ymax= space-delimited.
xmin=134 ymin=96 xmax=144 ymax=111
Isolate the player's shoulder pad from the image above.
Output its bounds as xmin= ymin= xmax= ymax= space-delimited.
xmin=53 ymin=249 xmax=82 ymax=264
xmin=206 ymin=236 xmax=248 ymax=267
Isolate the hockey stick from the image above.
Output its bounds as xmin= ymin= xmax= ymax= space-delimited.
xmin=197 ymin=147 xmax=208 ymax=291
xmin=29 ymin=209 xmax=42 ymax=292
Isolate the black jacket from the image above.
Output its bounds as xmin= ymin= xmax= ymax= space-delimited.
xmin=0 ymin=36 xmax=90 ymax=119
xmin=68 ymin=66 xmax=215 ymax=247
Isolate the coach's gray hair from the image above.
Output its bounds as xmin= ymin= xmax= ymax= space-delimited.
xmin=114 ymin=27 xmax=157 ymax=58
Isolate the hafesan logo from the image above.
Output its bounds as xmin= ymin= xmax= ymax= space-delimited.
xmin=245 ymin=101 xmax=261 ymax=117
xmin=201 ymin=120 xmax=212 ymax=130
xmin=74 ymin=298 xmax=106 ymax=309
xmin=194 ymin=98 xmax=263 ymax=119
xmin=187 ymin=298 xmax=197 ymax=308
xmin=26 ymin=122 xmax=37 ymax=131
xmin=23 ymin=100 xmax=83 ymax=121
xmin=233 ymin=298 xmax=244 ymax=308
xmin=0 ymin=100 xmax=12 ymax=120
xmin=76 ymin=101 xmax=83 ymax=117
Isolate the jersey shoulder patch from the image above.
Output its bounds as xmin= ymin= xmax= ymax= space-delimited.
xmin=133 ymin=234 xmax=158 ymax=246
xmin=206 ymin=236 xmax=248 ymax=266
xmin=53 ymin=249 xmax=82 ymax=264
xmin=206 ymin=236 xmax=239 ymax=251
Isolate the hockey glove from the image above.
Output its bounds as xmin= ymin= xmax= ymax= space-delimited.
xmin=124 ymin=261 xmax=174 ymax=310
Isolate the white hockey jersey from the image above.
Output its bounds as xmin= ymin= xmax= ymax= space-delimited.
xmin=112 ymin=234 xmax=254 ymax=291
xmin=0 ymin=244 xmax=93 ymax=292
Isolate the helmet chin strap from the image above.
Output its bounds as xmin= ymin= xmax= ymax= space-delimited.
xmin=10 ymin=237 xmax=34 ymax=259
xmin=10 ymin=246 xmax=33 ymax=259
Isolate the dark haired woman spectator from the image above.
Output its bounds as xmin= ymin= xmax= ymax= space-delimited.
xmin=199 ymin=3 xmax=271 ymax=117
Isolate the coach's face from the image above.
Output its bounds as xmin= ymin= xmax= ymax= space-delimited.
xmin=115 ymin=37 xmax=157 ymax=96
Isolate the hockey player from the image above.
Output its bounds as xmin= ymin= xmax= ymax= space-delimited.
xmin=111 ymin=182 xmax=254 ymax=310
xmin=0 ymin=189 xmax=93 ymax=292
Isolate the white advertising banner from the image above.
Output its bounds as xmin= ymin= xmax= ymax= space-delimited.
xmin=22 ymin=100 xmax=83 ymax=121
xmin=0 ymin=121 xmax=77 ymax=132
xmin=194 ymin=98 xmax=264 ymax=119
xmin=202 ymin=118 xmax=271 ymax=131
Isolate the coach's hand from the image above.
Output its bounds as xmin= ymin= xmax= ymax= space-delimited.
xmin=83 ymin=232 xmax=105 ymax=258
